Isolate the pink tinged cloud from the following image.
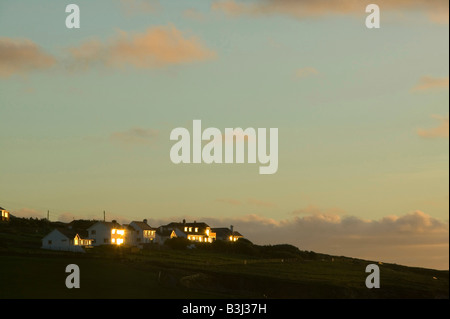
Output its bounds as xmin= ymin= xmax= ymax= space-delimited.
xmin=183 ymin=8 xmax=207 ymax=21
xmin=418 ymin=115 xmax=449 ymax=139
xmin=68 ymin=24 xmax=216 ymax=70
xmin=197 ymin=210 xmax=448 ymax=270
xmin=294 ymin=67 xmax=319 ymax=79
xmin=412 ymin=76 xmax=449 ymax=92
xmin=110 ymin=127 xmax=159 ymax=148
xmin=212 ymin=0 xmax=449 ymax=24
xmin=0 ymin=37 xmax=56 ymax=78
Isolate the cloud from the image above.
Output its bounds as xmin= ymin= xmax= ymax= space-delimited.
xmin=183 ymin=8 xmax=207 ymax=21
xmin=110 ymin=127 xmax=159 ymax=148
xmin=291 ymin=204 xmax=346 ymax=216
xmin=212 ymin=0 xmax=449 ymax=24
xmin=0 ymin=37 xmax=56 ymax=78
xmin=418 ymin=115 xmax=449 ymax=138
xmin=199 ymin=210 xmax=449 ymax=269
xmin=412 ymin=76 xmax=449 ymax=92
xmin=294 ymin=67 xmax=319 ymax=79
xmin=67 ymin=24 xmax=216 ymax=71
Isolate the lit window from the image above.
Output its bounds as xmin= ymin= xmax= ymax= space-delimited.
xmin=206 ymin=229 xmax=210 ymax=236
xmin=117 ymin=230 xmax=125 ymax=235
xmin=195 ymin=228 xmax=198 ymax=232
xmin=112 ymin=229 xmax=116 ymax=234
xmin=117 ymin=238 xmax=124 ymax=245
xmin=184 ymin=227 xmax=188 ymax=232
xmin=189 ymin=227 xmax=192 ymax=232
xmin=229 ymin=236 xmax=233 ymax=241
xmin=112 ymin=238 xmax=116 ymax=243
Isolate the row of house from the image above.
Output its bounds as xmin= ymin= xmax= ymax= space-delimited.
xmin=41 ymin=218 xmax=243 ymax=252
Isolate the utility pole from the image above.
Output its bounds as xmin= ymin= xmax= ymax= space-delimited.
xmin=103 ymin=210 xmax=105 ymax=222
xmin=47 ymin=210 xmax=49 ymax=221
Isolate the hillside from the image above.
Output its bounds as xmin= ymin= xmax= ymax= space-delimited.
xmin=0 ymin=216 xmax=448 ymax=299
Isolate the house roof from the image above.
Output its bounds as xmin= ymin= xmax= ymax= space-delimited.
xmin=130 ymin=221 xmax=154 ymax=231
xmin=87 ymin=221 xmax=124 ymax=230
xmin=68 ymin=220 xmax=96 ymax=237
xmin=0 ymin=207 xmax=5 ymax=211
xmin=156 ymin=228 xmax=175 ymax=237
xmin=56 ymin=228 xmax=92 ymax=240
xmin=212 ymin=228 xmax=243 ymax=238
xmin=165 ymin=222 xmax=211 ymax=233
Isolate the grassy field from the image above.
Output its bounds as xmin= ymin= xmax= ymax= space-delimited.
xmin=0 ymin=219 xmax=448 ymax=299
xmin=0 ymin=248 xmax=448 ymax=299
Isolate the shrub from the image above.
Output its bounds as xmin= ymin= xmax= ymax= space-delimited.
xmin=164 ymin=237 xmax=191 ymax=250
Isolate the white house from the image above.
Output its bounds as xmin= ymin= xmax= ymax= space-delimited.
xmin=1 ymin=207 xmax=10 ymax=222
xmin=86 ymin=221 xmax=126 ymax=246
xmin=154 ymin=227 xmax=177 ymax=245
xmin=127 ymin=219 xmax=156 ymax=248
xmin=162 ymin=221 xmax=216 ymax=243
xmin=41 ymin=228 xmax=92 ymax=252
xmin=212 ymin=225 xmax=244 ymax=242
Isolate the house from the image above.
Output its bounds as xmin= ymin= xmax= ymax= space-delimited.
xmin=86 ymin=220 xmax=126 ymax=246
xmin=154 ymin=227 xmax=177 ymax=245
xmin=161 ymin=220 xmax=217 ymax=243
xmin=127 ymin=219 xmax=157 ymax=248
xmin=41 ymin=228 xmax=93 ymax=252
xmin=0 ymin=207 xmax=10 ymax=222
xmin=212 ymin=225 xmax=244 ymax=242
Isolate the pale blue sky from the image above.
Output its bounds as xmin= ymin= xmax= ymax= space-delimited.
xmin=0 ymin=0 xmax=448 ymax=223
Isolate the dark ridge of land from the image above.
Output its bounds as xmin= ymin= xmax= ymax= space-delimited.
xmin=0 ymin=217 xmax=448 ymax=299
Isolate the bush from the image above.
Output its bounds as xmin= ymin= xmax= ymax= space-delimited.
xmin=164 ymin=237 xmax=191 ymax=250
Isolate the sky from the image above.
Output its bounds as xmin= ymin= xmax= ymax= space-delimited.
xmin=0 ymin=0 xmax=449 ymax=270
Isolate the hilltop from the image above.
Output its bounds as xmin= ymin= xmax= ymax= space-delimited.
xmin=0 ymin=216 xmax=448 ymax=299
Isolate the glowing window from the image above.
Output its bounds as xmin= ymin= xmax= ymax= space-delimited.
xmin=117 ymin=230 xmax=125 ymax=235
xmin=111 ymin=229 xmax=116 ymax=234
xmin=117 ymin=238 xmax=124 ymax=245
xmin=184 ymin=227 xmax=188 ymax=232
xmin=112 ymin=238 xmax=116 ymax=243
xmin=195 ymin=228 xmax=198 ymax=232
xmin=189 ymin=227 xmax=192 ymax=232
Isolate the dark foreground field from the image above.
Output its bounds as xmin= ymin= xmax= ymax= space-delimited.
xmin=0 ymin=219 xmax=448 ymax=299
xmin=0 ymin=248 xmax=448 ymax=299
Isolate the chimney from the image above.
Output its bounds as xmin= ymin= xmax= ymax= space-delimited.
xmin=230 ymin=225 xmax=234 ymax=233
xmin=143 ymin=219 xmax=148 ymax=224
xmin=183 ymin=219 xmax=186 ymax=224
xmin=112 ymin=219 xmax=117 ymax=224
